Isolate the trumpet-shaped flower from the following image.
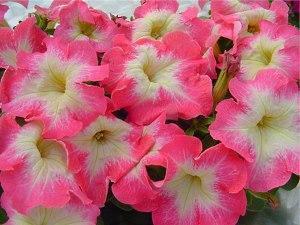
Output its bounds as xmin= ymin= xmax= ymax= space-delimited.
xmin=211 ymin=0 xmax=270 ymax=16
xmin=0 ymin=17 xmax=46 ymax=68
xmin=1 ymin=38 xmax=108 ymax=138
xmin=63 ymin=114 xmax=142 ymax=206
xmin=209 ymin=70 xmax=300 ymax=191
xmin=0 ymin=117 xmax=90 ymax=213
xmin=211 ymin=0 xmax=289 ymax=53
xmin=103 ymin=32 xmax=212 ymax=125
xmin=112 ymin=114 xmax=184 ymax=205
xmin=132 ymin=0 xmax=181 ymax=41
xmin=238 ymin=21 xmax=299 ymax=81
xmin=134 ymin=136 xmax=247 ymax=225
xmin=55 ymin=0 xmax=119 ymax=52
xmin=2 ymin=194 xmax=99 ymax=225
xmin=132 ymin=0 xmax=214 ymax=54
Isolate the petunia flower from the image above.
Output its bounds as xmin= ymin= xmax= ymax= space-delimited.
xmin=1 ymin=37 xmax=108 ymax=139
xmin=112 ymin=113 xmax=184 ymax=205
xmin=54 ymin=0 xmax=120 ymax=52
xmin=34 ymin=0 xmax=70 ymax=20
xmin=211 ymin=0 xmax=289 ymax=53
xmin=103 ymin=32 xmax=213 ymax=125
xmin=2 ymin=194 xmax=99 ymax=225
xmin=132 ymin=0 xmax=181 ymax=41
xmin=134 ymin=136 xmax=247 ymax=225
xmin=0 ymin=116 xmax=91 ymax=213
xmin=132 ymin=0 xmax=214 ymax=54
xmin=63 ymin=114 xmax=143 ymax=206
xmin=209 ymin=70 xmax=300 ymax=191
xmin=211 ymin=0 xmax=270 ymax=16
xmin=0 ymin=17 xmax=46 ymax=68
xmin=237 ymin=20 xmax=299 ymax=81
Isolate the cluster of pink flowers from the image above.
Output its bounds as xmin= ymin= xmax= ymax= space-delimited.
xmin=0 ymin=0 xmax=299 ymax=224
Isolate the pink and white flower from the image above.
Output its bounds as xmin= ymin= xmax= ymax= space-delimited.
xmin=132 ymin=0 xmax=214 ymax=54
xmin=211 ymin=0 xmax=270 ymax=16
xmin=63 ymin=114 xmax=142 ymax=206
xmin=237 ymin=21 xmax=299 ymax=81
xmin=209 ymin=70 xmax=300 ymax=191
xmin=103 ymin=32 xmax=213 ymax=125
xmin=1 ymin=37 xmax=108 ymax=139
xmin=0 ymin=116 xmax=90 ymax=213
xmin=55 ymin=0 xmax=119 ymax=52
xmin=0 ymin=17 xmax=46 ymax=68
xmin=211 ymin=0 xmax=289 ymax=53
xmin=112 ymin=113 xmax=184 ymax=205
xmin=134 ymin=136 xmax=247 ymax=225
xmin=2 ymin=194 xmax=99 ymax=225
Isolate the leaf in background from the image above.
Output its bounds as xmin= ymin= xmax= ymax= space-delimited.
xmin=246 ymin=191 xmax=266 ymax=212
xmin=0 ymin=207 xmax=8 ymax=224
xmin=185 ymin=127 xmax=195 ymax=136
xmin=281 ymin=173 xmax=299 ymax=191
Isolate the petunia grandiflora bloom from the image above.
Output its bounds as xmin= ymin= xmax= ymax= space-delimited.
xmin=0 ymin=17 xmax=46 ymax=68
xmin=103 ymin=32 xmax=213 ymax=125
xmin=64 ymin=114 xmax=143 ymax=206
xmin=0 ymin=37 xmax=108 ymax=138
xmin=0 ymin=116 xmax=91 ymax=213
xmin=238 ymin=21 xmax=299 ymax=81
xmin=210 ymin=0 xmax=289 ymax=53
xmin=132 ymin=0 xmax=214 ymax=54
xmin=134 ymin=136 xmax=247 ymax=225
xmin=210 ymin=0 xmax=270 ymax=16
xmin=2 ymin=194 xmax=99 ymax=225
xmin=112 ymin=114 xmax=184 ymax=206
xmin=210 ymin=70 xmax=299 ymax=191
xmin=55 ymin=0 xmax=120 ymax=52
xmin=132 ymin=0 xmax=184 ymax=41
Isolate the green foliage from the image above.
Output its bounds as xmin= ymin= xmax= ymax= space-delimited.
xmin=34 ymin=13 xmax=57 ymax=35
xmin=281 ymin=174 xmax=299 ymax=191
xmin=0 ymin=207 xmax=8 ymax=224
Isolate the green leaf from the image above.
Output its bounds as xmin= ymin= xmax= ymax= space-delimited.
xmin=185 ymin=127 xmax=195 ymax=136
xmin=246 ymin=191 xmax=266 ymax=212
xmin=281 ymin=173 xmax=299 ymax=191
xmin=0 ymin=207 xmax=8 ymax=223
xmin=246 ymin=190 xmax=280 ymax=211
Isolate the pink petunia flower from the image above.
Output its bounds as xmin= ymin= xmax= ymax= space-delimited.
xmin=0 ymin=17 xmax=46 ymax=68
xmin=0 ymin=116 xmax=91 ymax=213
xmin=211 ymin=0 xmax=289 ymax=53
xmin=211 ymin=0 xmax=270 ymax=16
xmin=112 ymin=113 xmax=184 ymax=205
xmin=63 ymin=114 xmax=142 ymax=206
xmin=34 ymin=0 xmax=70 ymax=20
xmin=103 ymin=32 xmax=213 ymax=125
xmin=237 ymin=20 xmax=299 ymax=81
xmin=209 ymin=70 xmax=300 ymax=191
xmin=54 ymin=0 xmax=120 ymax=52
xmin=0 ymin=37 xmax=108 ymax=139
xmin=2 ymin=193 xmax=99 ymax=225
xmin=132 ymin=0 xmax=214 ymax=54
xmin=134 ymin=136 xmax=247 ymax=225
